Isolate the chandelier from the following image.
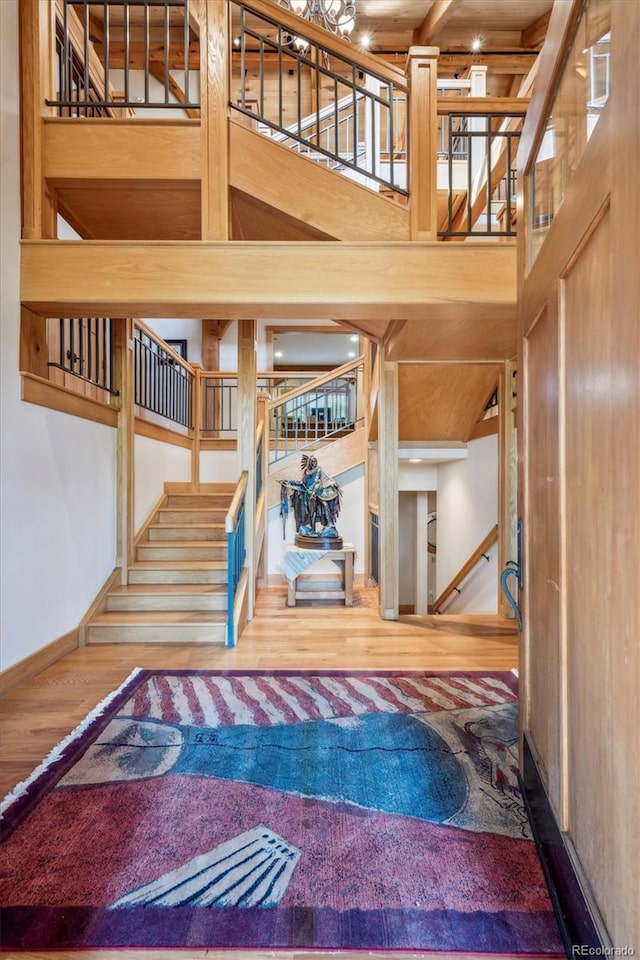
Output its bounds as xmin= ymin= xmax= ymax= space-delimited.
xmin=278 ymin=0 xmax=357 ymax=42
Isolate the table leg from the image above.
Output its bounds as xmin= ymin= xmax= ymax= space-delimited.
xmin=344 ymin=551 xmax=354 ymax=606
xmin=287 ymin=578 xmax=296 ymax=607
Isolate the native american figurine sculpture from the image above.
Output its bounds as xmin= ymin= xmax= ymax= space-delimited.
xmin=280 ymin=454 xmax=343 ymax=549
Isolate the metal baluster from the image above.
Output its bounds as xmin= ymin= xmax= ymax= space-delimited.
xmin=259 ymin=37 xmax=264 ymax=117
xmin=334 ymin=77 xmax=338 ymax=160
xmin=278 ymin=29 xmax=283 ymax=130
xmin=240 ymin=8 xmax=246 ymax=110
xmin=124 ymin=0 xmax=130 ymax=108
xmin=183 ymin=0 xmax=190 ymax=104
xmin=164 ymin=0 xmax=170 ymax=104
xmin=87 ymin=318 xmax=93 ymax=385
xmin=83 ymin=2 xmax=89 ymax=115
xmin=104 ymin=1 xmax=109 ymax=108
xmin=467 ymin=118 xmax=473 ymax=234
xmin=506 ymin=131 xmax=513 ymax=236
xmin=78 ymin=318 xmax=84 ymax=374
xmin=352 ymin=64 xmax=357 ymax=168
xmin=487 ymin=121 xmax=493 ymax=235
xmin=315 ymin=51 xmax=320 ymax=148
xmin=63 ymin=1 xmax=71 ymax=108
xmin=144 ymin=0 xmax=150 ymax=104
xmin=389 ymin=85 xmax=395 ymax=189
xmin=297 ymin=57 xmax=301 ymax=138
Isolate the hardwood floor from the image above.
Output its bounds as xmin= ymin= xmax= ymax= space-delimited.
xmin=0 ymin=585 xmax=520 ymax=960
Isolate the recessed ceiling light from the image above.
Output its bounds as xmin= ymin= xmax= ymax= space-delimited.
xmin=350 ymin=335 xmax=359 ymax=342
xmin=360 ymin=32 xmax=372 ymax=49
xmin=409 ymin=458 xmax=423 ymax=463
xmin=233 ymin=36 xmax=241 ymax=47
xmin=274 ymin=350 xmax=284 ymax=358
xmin=347 ymin=351 xmax=356 ymax=358
xmin=471 ymin=36 xmax=483 ymax=52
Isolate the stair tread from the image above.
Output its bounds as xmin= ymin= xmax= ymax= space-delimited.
xmin=150 ymin=523 xmax=226 ymax=529
xmin=140 ymin=539 xmax=227 ymax=547
xmin=111 ymin=584 xmax=225 ymax=595
xmin=130 ymin=560 xmax=227 ymax=569
xmin=91 ymin=611 xmax=227 ymax=625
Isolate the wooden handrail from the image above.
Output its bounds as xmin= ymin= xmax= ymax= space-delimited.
xmin=133 ymin=319 xmax=195 ymax=376
xmin=256 ymin=418 xmax=264 ymax=447
xmin=225 ymin=470 xmax=249 ymax=534
xmin=437 ymin=97 xmax=529 ymax=116
xmin=432 ymin=524 xmax=498 ymax=613
xmin=266 ymin=355 xmax=364 ymax=410
xmin=238 ymin=0 xmax=408 ymax=92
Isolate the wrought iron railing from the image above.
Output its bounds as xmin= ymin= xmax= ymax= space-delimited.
xmin=48 ymin=317 xmax=117 ymax=394
xmin=231 ymin=0 xmax=408 ymax=195
xmin=49 ymin=0 xmax=199 ymax=116
xmin=438 ymin=110 xmax=525 ymax=238
xmin=133 ymin=325 xmax=193 ymax=428
xmin=268 ymin=359 xmax=364 ymax=463
xmin=225 ymin=471 xmax=248 ymax=647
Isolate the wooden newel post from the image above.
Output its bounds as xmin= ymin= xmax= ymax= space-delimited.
xmin=191 ymin=365 xmax=202 ymax=489
xmin=406 ymin=46 xmax=439 ymax=240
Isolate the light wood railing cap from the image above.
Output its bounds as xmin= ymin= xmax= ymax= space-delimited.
xmin=134 ymin=318 xmax=195 ymax=376
xmin=226 ymin=470 xmax=249 ymax=534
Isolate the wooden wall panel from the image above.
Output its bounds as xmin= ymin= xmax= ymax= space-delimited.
xmin=523 ymin=305 xmax=561 ymax=809
xmin=398 ymin=363 xmax=498 ymax=441
xmin=563 ymin=208 xmax=616 ymax=933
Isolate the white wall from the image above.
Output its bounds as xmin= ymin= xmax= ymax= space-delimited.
xmin=134 ymin=436 xmax=192 ymax=531
xmin=268 ymin=463 xmax=365 ymax=576
xmin=219 ymin=319 xmax=345 ymax=371
xmin=200 ymin=450 xmax=239 ymax=484
xmin=436 ymin=435 xmax=498 ymax=614
xmin=1 ymin=1 xmax=117 ymax=670
xmin=398 ymin=492 xmax=418 ymax=606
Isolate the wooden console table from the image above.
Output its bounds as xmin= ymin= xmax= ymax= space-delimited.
xmin=281 ymin=544 xmax=356 ymax=607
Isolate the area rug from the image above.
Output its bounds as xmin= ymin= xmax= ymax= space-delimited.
xmin=0 ymin=669 xmax=564 ymax=955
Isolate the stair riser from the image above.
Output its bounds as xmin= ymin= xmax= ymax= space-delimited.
xmin=165 ymin=496 xmax=232 ymax=509
xmin=86 ymin=624 xmax=226 ymax=644
xmin=128 ymin=569 xmax=227 ymax=585
xmin=106 ymin=595 xmax=226 ymax=612
xmin=137 ymin=546 xmax=227 ymax=561
xmin=147 ymin=527 xmax=225 ymax=542
xmin=158 ymin=510 xmax=227 ymax=523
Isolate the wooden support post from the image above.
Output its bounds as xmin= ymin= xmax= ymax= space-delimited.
xmin=498 ymin=359 xmax=517 ymax=617
xmin=238 ymin=319 xmax=257 ymax=619
xmin=113 ymin=319 xmax=135 ymax=585
xmin=199 ymin=0 xmax=229 ymax=240
xmin=191 ymin=364 xmax=202 ymax=489
xmin=20 ymin=307 xmax=49 ymax=379
xmin=255 ymin=391 xmax=270 ymax=590
xmin=378 ymin=358 xmax=399 ymax=620
xmin=406 ymin=46 xmax=439 ymax=240
xmin=20 ymin=0 xmax=56 ymax=239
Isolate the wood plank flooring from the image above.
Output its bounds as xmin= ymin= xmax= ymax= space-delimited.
xmin=1 ymin=585 xmax=520 ymax=960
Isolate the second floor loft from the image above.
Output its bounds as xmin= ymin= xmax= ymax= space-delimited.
xmin=19 ymin=0 xmax=609 ymax=248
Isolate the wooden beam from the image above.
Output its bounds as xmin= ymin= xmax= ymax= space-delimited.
xmin=521 ymin=10 xmax=552 ymax=50
xmin=413 ymin=0 xmax=462 ymax=46
xmin=438 ymin=53 xmax=537 ymax=75
xmin=201 ymin=319 xmax=232 ymax=370
xmin=21 ymin=241 xmax=517 ymax=325
xmin=148 ymin=62 xmax=199 ymax=118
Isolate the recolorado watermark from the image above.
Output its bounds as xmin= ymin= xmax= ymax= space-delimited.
xmin=572 ymin=948 xmax=635 ymax=957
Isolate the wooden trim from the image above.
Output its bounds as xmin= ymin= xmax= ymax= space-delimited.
xmin=241 ymin=0 xmax=407 ymax=90
xmin=78 ymin=567 xmax=121 ymax=645
xmin=469 ymin=416 xmax=499 ymax=440
xmin=432 ymin=524 xmax=498 ymax=613
xmin=521 ymin=733 xmax=607 ymax=954
xmin=133 ymin=492 xmax=168 ymax=547
xmin=0 ymin=628 xmax=78 ymax=698
xmin=201 ymin=438 xmax=238 ymax=451
xmin=135 ymin=416 xmax=192 ymax=449
xmin=20 ymin=371 xmax=118 ymax=426
xmin=114 ymin=318 xmax=135 ymax=583
xmin=199 ymin=0 xmax=229 ymax=240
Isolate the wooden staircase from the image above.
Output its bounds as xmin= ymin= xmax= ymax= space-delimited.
xmin=86 ymin=486 xmax=234 ymax=644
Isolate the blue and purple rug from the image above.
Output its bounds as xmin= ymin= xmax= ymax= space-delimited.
xmin=0 ymin=669 xmax=563 ymax=954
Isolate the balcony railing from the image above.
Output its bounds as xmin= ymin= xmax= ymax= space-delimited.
xmin=49 ymin=0 xmax=199 ymax=116
xmin=47 ymin=317 xmax=116 ymax=394
xmin=231 ymin=0 xmax=408 ymax=196
xmin=133 ymin=323 xmax=193 ymax=429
